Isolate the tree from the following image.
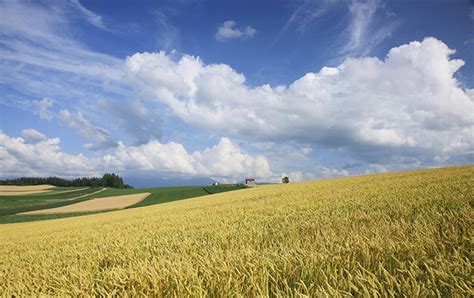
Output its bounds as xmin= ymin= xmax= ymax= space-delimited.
xmin=0 ymin=173 xmax=131 ymax=189
xmin=282 ymin=176 xmax=289 ymax=184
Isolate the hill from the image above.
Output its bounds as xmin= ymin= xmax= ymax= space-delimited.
xmin=0 ymin=166 xmax=472 ymax=296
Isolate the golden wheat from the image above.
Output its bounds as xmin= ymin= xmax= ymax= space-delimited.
xmin=0 ymin=166 xmax=472 ymax=296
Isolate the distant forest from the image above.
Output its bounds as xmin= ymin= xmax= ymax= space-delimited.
xmin=0 ymin=173 xmax=133 ymax=189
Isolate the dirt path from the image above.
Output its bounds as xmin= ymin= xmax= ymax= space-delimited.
xmin=63 ymin=187 xmax=107 ymax=201
xmin=49 ymin=188 xmax=89 ymax=195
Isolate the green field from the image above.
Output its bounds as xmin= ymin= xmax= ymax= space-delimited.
xmin=0 ymin=184 xmax=246 ymax=224
xmin=82 ymin=184 xmax=247 ymax=208
xmin=0 ymin=187 xmax=102 ymax=216
xmin=0 ymin=166 xmax=472 ymax=296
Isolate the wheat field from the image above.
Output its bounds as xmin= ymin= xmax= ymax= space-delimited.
xmin=0 ymin=184 xmax=55 ymax=196
xmin=0 ymin=184 xmax=55 ymax=191
xmin=0 ymin=166 xmax=472 ymax=296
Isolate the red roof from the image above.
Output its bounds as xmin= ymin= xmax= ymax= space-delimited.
xmin=246 ymin=178 xmax=255 ymax=181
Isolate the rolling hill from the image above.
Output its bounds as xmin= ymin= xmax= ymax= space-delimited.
xmin=0 ymin=166 xmax=472 ymax=296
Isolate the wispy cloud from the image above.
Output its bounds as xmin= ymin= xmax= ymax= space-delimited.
xmin=344 ymin=0 xmax=380 ymax=51
xmin=276 ymin=0 xmax=397 ymax=57
xmin=0 ymin=0 xmax=125 ymax=101
xmin=58 ymin=109 xmax=119 ymax=150
xmin=340 ymin=0 xmax=398 ymax=57
xmin=0 ymin=0 xmax=150 ymax=153
xmin=68 ymin=0 xmax=108 ymax=30
xmin=215 ymin=20 xmax=256 ymax=41
xmin=283 ymin=0 xmax=338 ymax=33
xmin=154 ymin=10 xmax=181 ymax=51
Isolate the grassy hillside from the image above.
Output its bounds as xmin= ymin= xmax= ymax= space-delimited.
xmin=0 ymin=166 xmax=472 ymax=296
xmin=87 ymin=184 xmax=246 ymax=208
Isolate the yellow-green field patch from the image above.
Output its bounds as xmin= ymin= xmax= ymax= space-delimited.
xmin=0 ymin=184 xmax=55 ymax=191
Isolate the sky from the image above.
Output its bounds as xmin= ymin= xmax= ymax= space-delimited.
xmin=0 ymin=0 xmax=473 ymax=186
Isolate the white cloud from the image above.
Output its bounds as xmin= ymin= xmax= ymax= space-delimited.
xmin=0 ymin=131 xmax=272 ymax=181
xmin=194 ymin=138 xmax=271 ymax=178
xmin=104 ymin=137 xmax=271 ymax=179
xmin=125 ymin=37 xmax=474 ymax=165
xmin=215 ymin=20 xmax=256 ymax=41
xmin=32 ymin=98 xmax=53 ymax=120
xmin=277 ymin=0 xmax=396 ymax=56
xmin=317 ymin=166 xmax=350 ymax=178
xmin=0 ymin=130 xmax=96 ymax=178
xmin=301 ymin=146 xmax=312 ymax=156
xmin=20 ymin=129 xmax=46 ymax=144
xmin=68 ymin=0 xmax=107 ymax=30
xmin=58 ymin=109 xmax=119 ymax=150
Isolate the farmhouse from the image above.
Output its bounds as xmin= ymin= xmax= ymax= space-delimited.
xmin=245 ymin=178 xmax=255 ymax=185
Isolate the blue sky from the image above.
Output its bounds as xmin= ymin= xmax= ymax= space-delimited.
xmin=0 ymin=0 xmax=473 ymax=186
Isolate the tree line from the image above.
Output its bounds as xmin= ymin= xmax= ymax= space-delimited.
xmin=0 ymin=173 xmax=133 ymax=189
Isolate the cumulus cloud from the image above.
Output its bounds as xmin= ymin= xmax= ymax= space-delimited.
xmin=0 ymin=131 xmax=272 ymax=180
xmin=21 ymin=129 xmax=46 ymax=143
xmin=32 ymin=98 xmax=54 ymax=120
xmin=0 ymin=130 xmax=95 ymax=178
xmin=215 ymin=20 xmax=256 ymax=41
xmin=104 ymin=137 xmax=271 ymax=179
xmin=58 ymin=109 xmax=119 ymax=150
xmin=193 ymin=138 xmax=271 ymax=178
xmin=125 ymin=37 xmax=474 ymax=166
